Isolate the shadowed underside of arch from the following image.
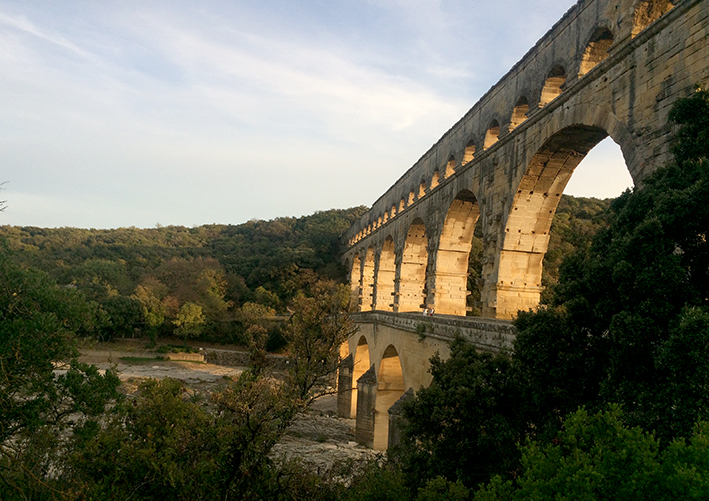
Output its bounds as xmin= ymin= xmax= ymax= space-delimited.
xmin=351 ymin=336 xmax=371 ymax=417
xmin=494 ymin=124 xmax=613 ymax=318
xmin=350 ymin=255 xmax=361 ymax=310
xmin=434 ymin=190 xmax=480 ymax=315
xmin=361 ymin=248 xmax=375 ymax=311
xmin=398 ymin=219 xmax=428 ymax=312
xmin=375 ymin=237 xmax=396 ymax=311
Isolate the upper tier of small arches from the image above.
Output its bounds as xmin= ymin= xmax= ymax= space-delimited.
xmin=346 ymin=0 xmax=674 ymax=248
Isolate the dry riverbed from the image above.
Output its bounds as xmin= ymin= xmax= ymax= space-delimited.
xmin=77 ymin=339 xmax=377 ymax=473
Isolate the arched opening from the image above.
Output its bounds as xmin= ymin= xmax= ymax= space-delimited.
xmin=579 ymin=28 xmax=613 ymax=77
xmin=540 ymin=65 xmax=566 ymax=107
xmin=564 ymin=137 xmax=635 ymax=197
xmin=390 ymin=205 xmax=397 ymax=219
xmin=408 ymin=191 xmax=415 ymax=206
xmin=464 ymin=140 xmax=476 ymax=164
xmin=377 ymin=216 xmax=382 ymax=227
xmin=434 ymin=190 xmax=480 ymax=316
xmin=361 ymin=247 xmax=375 ymax=311
xmin=374 ymin=236 xmax=396 ymax=312
xmin=351 ymin=336 xmax=371 ymax=417
xmin=510 ymin=96 xmax=529 ymax=131
xmin=418 ymin=179 xmax=426 ymax=199
xmin=350 ymin=254 xmax=361 ymax=310
xmin=445 ymin=155 xmax=456 ymax=178
xmin=633 ymin=0 xmax=674 ymax=38
xmin=382 ymin=213 xmax=388 ymax=224
xmin=374 ymin=345 xmax=405 ymax=450
xmin=484 ymin=120 xmax=500 ymax=149
xmin=399 ymin=198 xmax=406 ymax=212
xmin=430 ymin=170 xmax=440 ymax=190
xmin=397 ymin=218 xmax=428 ymax=312
xmin=492 ymin=124 xmax=631 ymax=319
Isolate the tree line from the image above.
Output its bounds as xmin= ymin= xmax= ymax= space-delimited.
xmin=0 ymin=195 xmax=609 ymax=345
xmin=0 ymin=207 xmax=367 ymax=346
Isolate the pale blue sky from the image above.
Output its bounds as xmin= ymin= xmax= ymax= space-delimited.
xmin=0 ymin=0 xmax=632 ymax=229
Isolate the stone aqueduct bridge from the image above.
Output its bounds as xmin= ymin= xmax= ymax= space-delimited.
xmin=336 ymin=0 xmax=709 ymax=450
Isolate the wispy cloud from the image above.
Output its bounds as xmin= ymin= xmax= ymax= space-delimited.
xmin=0 ymin=11 xmax=93 ymax=59
xmin=137 ymin=16 xmax=464 ymax=133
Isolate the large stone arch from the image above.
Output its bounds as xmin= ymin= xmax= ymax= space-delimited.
xmin=433 ymin=190 xmax=480 ymax=316
xmin=397 ymin=218 xmax=429 ymax=312
xmin=375 ymin=236 xmax=396 ymax=312
xmin=493 ymin=123 xmax=633 ymax=318
xmin=342 ymin=0 xmax=708 ymax=322
xmin=361 ymin=247 xmax=376 ymax=311
xmin=374 ymin=345 xmax=405 ymax=450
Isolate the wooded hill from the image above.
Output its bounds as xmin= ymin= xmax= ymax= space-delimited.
xmin=0 ymin=196 xmax=611 ymax=343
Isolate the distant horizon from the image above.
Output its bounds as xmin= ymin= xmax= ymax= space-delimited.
xmin=1 ymin=0 xmax=633 ymax=230
xmin=0 ymin=189 xmax=622 ymax=231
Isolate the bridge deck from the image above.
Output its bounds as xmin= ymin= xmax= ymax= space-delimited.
xmin=350 ymin=311 xmax=516 ymax=352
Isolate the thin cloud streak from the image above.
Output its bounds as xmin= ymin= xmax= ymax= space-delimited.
xmin=0 ymin=11 xmax=92 ymax=59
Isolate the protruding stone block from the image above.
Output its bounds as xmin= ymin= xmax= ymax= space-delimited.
xmin=336 ymin=354 xmax=354 ymax=418
xmin=355 ymin=365 xmax=377 ymax=448
xmin=387 ymin=388 xmax=414 ymax=449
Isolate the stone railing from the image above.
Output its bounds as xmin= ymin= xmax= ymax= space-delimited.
xmin=349 ymin=311 xmax=517 ymax=352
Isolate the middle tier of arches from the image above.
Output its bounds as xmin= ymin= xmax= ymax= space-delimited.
xmin=350 ymin=189 xmax=483 ymax=317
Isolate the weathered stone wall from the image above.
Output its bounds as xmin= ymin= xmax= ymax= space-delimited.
xmin=203 ymin=349 xmax=289 ymax=370
xmin=343 ymin=0 xmax=709 ymax=319
xmin=165 ymin=352 xmax=205 ymax=362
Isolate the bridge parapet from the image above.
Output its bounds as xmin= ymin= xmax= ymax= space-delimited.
xmin=350 ymin=311 xmax=516 ymax=353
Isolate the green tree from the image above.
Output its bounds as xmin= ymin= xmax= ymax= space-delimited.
xmin=69 ymin=378 xmax=219 ymax=500
xmin=476 ymin=407 xmax=709 ymax=500
xmin=0 ymin=244 xmax=121 ymax=498
xmin=68 ymin=279 xmax=355 ymax=500
xmin=394 ymin=338 xmax=523 ymax=491
xmin=283 ymin=281 xmax=357 ymax=404
xmin=173 ymin=301 xmax=205 ymax=345
xmin=133 ymin=282 xmax=169 ymax=342
xmin=514 ymin=87 xmax=709 ymax=443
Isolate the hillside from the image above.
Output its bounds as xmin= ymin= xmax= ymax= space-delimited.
xmin=0 ymin=196 xmax=610 ymax=340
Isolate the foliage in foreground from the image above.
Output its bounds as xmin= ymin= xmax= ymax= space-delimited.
xmin=0 ymin=244 xmax=122 ymax=498
xmin=476 ymin=407 xmax=709 ymax=500
xmin=392 ymin=339 xmax=523 ymax=490
xmin=0 ymin=234 xmax=356 ymax=501
xmin=65 ymin=281 xmax=356 ymax=501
